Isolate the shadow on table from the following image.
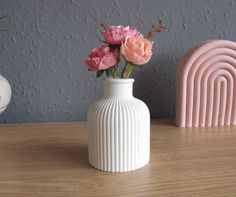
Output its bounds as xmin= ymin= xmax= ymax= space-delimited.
xmin=151 ymin=119 xmax=176 ymax=127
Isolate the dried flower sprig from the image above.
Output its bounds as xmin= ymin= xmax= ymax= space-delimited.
xmin=146 ymin=19 xmax=166 ymax=39
xmin=100 ymin=21 xmax=108 ymax=31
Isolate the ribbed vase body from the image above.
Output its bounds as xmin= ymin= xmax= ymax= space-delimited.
xmin=88 ymin=78 xmax=150 ymax=172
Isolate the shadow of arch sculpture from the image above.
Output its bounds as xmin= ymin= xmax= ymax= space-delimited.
xmin=176 ymin=40 xmax=236 ymax=127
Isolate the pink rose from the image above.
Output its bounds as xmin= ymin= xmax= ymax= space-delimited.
xmin=84 ymin=46 xmax=118 ymax=71
xmin=103 ymin=26 xmax=138 ymax=45
xmin=121 ymin=35 xmax=153 ymax=65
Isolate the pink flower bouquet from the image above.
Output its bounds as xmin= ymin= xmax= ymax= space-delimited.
xmin=84 ymin=20 xmax=165 ymax=79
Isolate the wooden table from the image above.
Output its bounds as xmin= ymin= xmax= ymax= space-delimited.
xmin=0 ymin=120 xmax=236 ymax=197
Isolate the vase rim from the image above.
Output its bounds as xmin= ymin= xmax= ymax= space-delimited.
xmin=104 ymin=78 xmax=135 ymax=83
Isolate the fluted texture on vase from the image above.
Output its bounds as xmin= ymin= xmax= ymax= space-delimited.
xmin=176 ymin=40 xmax=236 ymax=127
xmin=88 ymin=79 xmax=150 ymax=172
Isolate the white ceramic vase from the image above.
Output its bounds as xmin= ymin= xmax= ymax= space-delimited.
xmin=88 ymin=78 xmax=150 ymax=172
xmin=0 ymin=74 xmax=11 ymax=114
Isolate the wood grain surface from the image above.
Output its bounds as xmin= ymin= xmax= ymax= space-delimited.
xmin=0 ymin=120 xmax=236 ymax=197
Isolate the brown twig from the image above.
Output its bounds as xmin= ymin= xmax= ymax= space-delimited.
xmin=146 ymin=19 xmax=166 ymax=39
xmin=100 ymin=21 xmax=108 ymax=31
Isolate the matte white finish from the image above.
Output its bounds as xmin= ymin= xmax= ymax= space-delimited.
xmin=88 ymin=78 xmax=150 ymax=172
xmin=0 ymin=74 xmax=11 ymax=114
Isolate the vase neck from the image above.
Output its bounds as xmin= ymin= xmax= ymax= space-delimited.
xmin=103 ymin=78 xmax=134 ymax=98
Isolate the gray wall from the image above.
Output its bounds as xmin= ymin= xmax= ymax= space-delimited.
xmin=0 ymin=0 xmax=236 ymax=123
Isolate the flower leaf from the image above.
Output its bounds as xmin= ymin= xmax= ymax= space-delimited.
xmin=99 ymin=39 xmax=108 ymax=44
xmin=105 ymin=68 xmax=113 ymax=77
xmin=0 ymin=16 xmax=9 ymax=32
xmin=96 ymin=70 xmax=104 ymax=78
xmin=0 ymin=16 xmax=9 ymax=20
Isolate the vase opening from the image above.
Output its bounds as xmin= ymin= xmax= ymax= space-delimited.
xmin=103 ymin=78 xmax=134 ymax=98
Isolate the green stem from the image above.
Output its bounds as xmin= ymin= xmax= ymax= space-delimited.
xmin=112 ymin=65 xmax=117 ymax=78
xmin=121 ymin=62 xmax=128 ymax=78
xmin=112 ymin=55 xmax=122 ymax=78
xmin=125 ymin=63 xmax=133 ymax=78
xmin=121 ymin=62 xmax=133 ymax=78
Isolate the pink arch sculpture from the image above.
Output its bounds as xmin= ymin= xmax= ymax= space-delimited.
xmin=176 ymin=40 xmax=236 ymax=127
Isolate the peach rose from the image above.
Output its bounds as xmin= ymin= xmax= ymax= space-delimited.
xmin=103 ymin=26 xmax=138 ymax=45
xmin=121 ymin=35 xmax=153 ymax=65
xmin=84 ymin=46 xmax=118 ymax=71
